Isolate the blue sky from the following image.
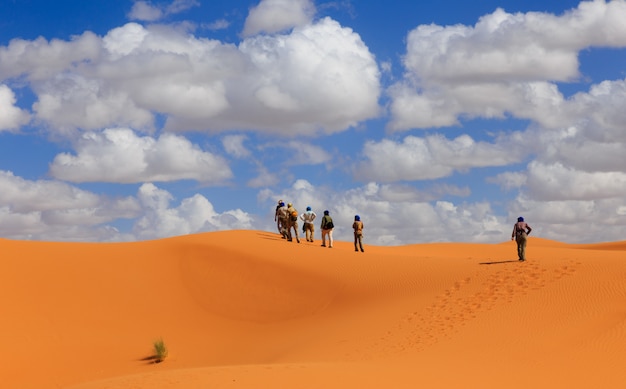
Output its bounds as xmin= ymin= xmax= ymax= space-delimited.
xmin=1 ymin=0 xmax=625 ymax=244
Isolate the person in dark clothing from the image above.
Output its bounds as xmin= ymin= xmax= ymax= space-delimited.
xmin=512 ymin=216 xmax=532 ymax=261
xmin=274 ymin=199 xmax=284 ymax=235
xmin=352 ymin=215 xmax=364 ymax=252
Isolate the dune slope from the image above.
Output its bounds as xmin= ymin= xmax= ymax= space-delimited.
xmin=1 ymin=231 xmax=625 ymax=388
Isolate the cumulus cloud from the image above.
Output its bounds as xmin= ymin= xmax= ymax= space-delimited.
xmin=132 ymin=183 xmax=253 ymax=240
xmin=388 ymin=0 xmax=626 ymax=131
xmin=0 ymin=170 xmax=140 ymax=241
xmin=203 ymin=19 xmax=230 ymax=31
xmin=3 ymin=18 xmax=379 ymax=138
xmin=0 ymin=85 xmax=30 ymax=131
xmin=242 ymin=0 xmax=316 ymax=37
xmin=222 ymin=134 xmax=251 ymax=159
xmin=201 ymin=17 xmax=381 ymax=134
xmin=355 ymin=134 xmax=526 ymax=182
xmin=568 ymin=79 xmax=626 ymax=142
xmin=0 ymin=170 xmax=251 ymax=241
xmin=248 ymin=166 xmax=280 ymax=188
xmin=525 ymin=161 xmax=626 ymax=201
xmin=0 ymin=32 xmax=101 ymax=82
xmin=128 ymin=0 xmax=199 ymax=22
xmin=49 ymin=128 xmax=233 ymax=184
xmin=260 ymin=140 xmax=331 ymax=165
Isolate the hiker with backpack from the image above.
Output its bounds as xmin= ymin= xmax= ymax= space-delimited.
xmin=274 ymin=199 xmax=284 ymax=235
xmin=277 ymin=201 xmax=290 ymax=239
xmin=320 ymin=210 xmax=334 ymax=248
xmin=511 ymin=216 xmax=532 ymax=261
xmin=286 ymin=203 xmax=301 ymax=243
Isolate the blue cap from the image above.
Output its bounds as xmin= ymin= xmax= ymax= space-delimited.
xmin=517 ymin=216 xmax=524 ymax=222
xmin=307 ymin=206 xmax=311 ymax=211
xmin=355 ymin=215 xmax=360 ymax=221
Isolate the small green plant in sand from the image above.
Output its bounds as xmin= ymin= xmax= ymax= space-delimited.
xmin=153 ymin=338 xmax=168 ymax=363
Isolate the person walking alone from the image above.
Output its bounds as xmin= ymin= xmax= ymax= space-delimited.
xmin=512 ymin=216 xmax=532 ymax=261
xmin=320 ymin=210 xmax=334 ymax=248
xmin=352 ymin=215 xmax=364 ymax=252
xmin=300 ymin=206 xmax=317 ymax=242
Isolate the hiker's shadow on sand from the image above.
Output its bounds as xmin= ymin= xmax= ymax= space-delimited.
xmin=256 ymin=231 xmax=284 ymax=239
xmin=479 ymin=260 xmax=519 ymax=265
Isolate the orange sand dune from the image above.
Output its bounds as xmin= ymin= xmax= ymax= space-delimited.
xmin=1 ymin=230 xmax=625 ymax=388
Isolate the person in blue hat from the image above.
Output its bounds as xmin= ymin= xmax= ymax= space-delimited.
xmin=511 ymin=216 xmax=532 ymax=261
xmin=276 ymin=201 xmax=290 ymax=239
xmin=352 ymin=215 xmax=364 ymax=252
xmin=300 ymin=206 xmax=317 ymax=242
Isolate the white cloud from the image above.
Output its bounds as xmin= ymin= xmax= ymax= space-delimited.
xmin=49 ymin=128 xmax=233 ymax=184
xmin=489 ymin=171 xmax=527 ymax=191
xmin=525 ymin=161 xmax=626 ymax=201
xmin=0 ymin=170 xmax=140 ymax=241
xmin=222 ymin=134 xmax=251 ymax=159
xmin=405 ymin=1 xmax=626 ymax=84
xmin=128 ymin=0 xmax=199 ymax=22
xmin=132 ymin=183 xmax=253 ymax=240
xmin=242 ymin=0 xmax=316 ymax=37
xmin=128 ymin=1 xmax=163 ymax=22
xmin=203 ymin=19 xmax=230 ymax=31
xmin=199 ymin=17 xmax=381 ymax=135
xmin=247 ymin=165 xmax=280 ymax=188
xmin=0 ymin=170 xmax=251 ymax=242
xmin=4 ymin=19 xmax=379 ymax=137
xmin=277 ymin=140 xmax=331 ymax=165
xmin=568 ymin=79 xmax=626 ymax=142
xmin=33 ymin=73 xmax=155 ymax=134
xmin=0 ymin=32 xmax=101 ymax=82
xmin=388 ymin=0 xmax=626 ymax=131
xmin=166 ymin=0 xmax=199 ymax=15
xmin=0 ymin=85 xmax=30 ymax=131
xmin=355 ymin=134 xmax=525 ymax=182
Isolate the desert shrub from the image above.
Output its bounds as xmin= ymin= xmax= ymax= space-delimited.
xmin=153 ymin=338 xmax=168 ymax=363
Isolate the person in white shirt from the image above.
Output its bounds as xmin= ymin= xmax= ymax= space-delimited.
xmin=300 ymin=206 xmax=317 ymax=242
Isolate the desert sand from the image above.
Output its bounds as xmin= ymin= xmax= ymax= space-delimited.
xmin=1 ymin=230 xmax=625 ymax=388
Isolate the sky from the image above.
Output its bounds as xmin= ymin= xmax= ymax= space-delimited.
xmin=1 ymin=0 xmax=625 ymax=245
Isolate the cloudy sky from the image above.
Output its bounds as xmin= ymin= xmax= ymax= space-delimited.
xmin=1 ymin=0 xmax=625 ymax=245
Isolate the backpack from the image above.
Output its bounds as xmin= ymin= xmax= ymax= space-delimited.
xmin=291 ymin=210 xmax=298 ymax=221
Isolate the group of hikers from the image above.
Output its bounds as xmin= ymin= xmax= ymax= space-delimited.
xmin=274 ymin=200 xmax=365 ymax=252
xmin=274 ymin=199 xmax=532 ymax=260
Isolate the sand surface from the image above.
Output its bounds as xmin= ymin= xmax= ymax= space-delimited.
xmin=2 ymin=230 xmax=625 ymax=388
